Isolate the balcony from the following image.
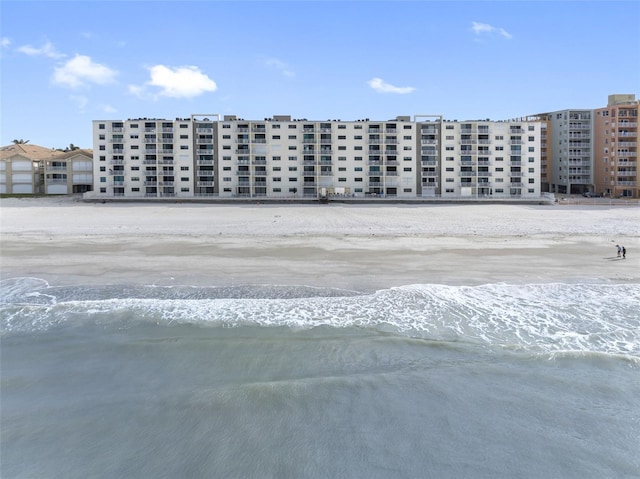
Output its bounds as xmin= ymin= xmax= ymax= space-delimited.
xmin=196 ymin=128 xmax=213 ymax=134
xmin=197 ymin=181 xmax=214 ymax=187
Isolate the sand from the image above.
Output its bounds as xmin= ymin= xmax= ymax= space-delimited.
xmin=1 ymin=197 xmax=638 ymax=291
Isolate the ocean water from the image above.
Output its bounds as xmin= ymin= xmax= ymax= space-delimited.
xmin=1 ymin=277 xmax=639 ymax=478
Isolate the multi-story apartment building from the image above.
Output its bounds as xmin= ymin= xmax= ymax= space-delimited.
xmin=0 ymin=144 xmax=58 ymax=194
xmin=439 ymin=119 xmax=541 ymax=198
xmin=90 ymin=115 xmax=542 ymax=200
xmin=92 ymin=118 xmax=195 ymax=198
xmin=42 ymin=149 xmax=93 ymax=194
xmin=538 ymin=108 xmax=594 ymax=195
xmin=593 ymin=94 xmax=638 ymax=198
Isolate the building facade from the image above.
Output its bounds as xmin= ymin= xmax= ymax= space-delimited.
xmin=89 ymin=115 xmax=543 ymax=200
xmin=42 ymin=149 xmax=93 ymax=194
xmin=539 ymin=109 xmax=594 ymax=195
xmin=0 ymin=144 xmax=56 ymax=194
xmin=593 ymin=94 xmax=638 ymax=198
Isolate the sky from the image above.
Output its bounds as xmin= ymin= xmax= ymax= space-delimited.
xmin=1 ymin=0 xmax=638 ymax=149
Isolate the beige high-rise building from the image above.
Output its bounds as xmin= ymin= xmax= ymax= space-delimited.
xmin=593 ymin=94 xmax=638 ymax=198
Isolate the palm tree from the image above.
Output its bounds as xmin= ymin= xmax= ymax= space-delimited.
xmin=12 ymin=139 xmax=30 ymax=144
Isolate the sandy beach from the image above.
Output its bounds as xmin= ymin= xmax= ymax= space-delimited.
xmin=1 ymin=197 xmax=638 ymax=291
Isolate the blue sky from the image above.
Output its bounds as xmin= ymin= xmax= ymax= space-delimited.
xmin=1 ymin=1 xmax=638 ymax=149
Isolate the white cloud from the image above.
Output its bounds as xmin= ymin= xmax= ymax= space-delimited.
xmin=367 ymin=78 xmax=415 ymax=94
xmin=471 ymin=21 xmax=512 ymax=39
xmin=1 ymin=37 xmax=11 ymax=48
xmin=53 ymin=54 xmax=117 ymax=88
xmin=142 ymin=65 xmax=217 ymax=98
xmin=264 ymin=57 xmax=295 ymax=77
xmin=17 ymin=41 xmax=66 ymax=58
xmin=101 ymin=104 xmax=117 ymax=113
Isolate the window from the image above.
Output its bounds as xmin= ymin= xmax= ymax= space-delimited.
xmin=288 ymin=125 xmax=297 ymax=129
xmin=99 ymin=134 xmax=105 ymax=140
xmin=446 ymin=178 xmax=454 ymax=182
xmin=222 ymin=124 xmax=231 ymax=129
xmin=446 ymin=167 xmax=454 ymax=172
xmin=273 ymin=166 xmax=281 ymax=171
xmin=99 ymin=145 xmax=105 ymax=151
xmin=528 ymin=126 xmax=535 ymax=131
xmin=100 ymin=166 xmax=106 ymax=172
xmin=354 ymin=135 xmax=363 ymax=140
xmin=354 ymin=146 xmax=362 ymax=150
xmin=288 ymin=178 xmax=297 ymax=182
xmin=288 ymin=156 xmax=297 ymax=161
xmin=528 ymin=136 xmax=534 ymax=142
xmin=289 ymin=166 xmax=297 ymax=171
xmin=223 ymin=134 xmax=231 ymax=139
xmin=272 ymin=124 xmax=281 ymax=129
xmin=180 ymin=135 xmax=188 ymax=139
xmin=403 ymin=146 xmax=412 ymax=150
xmin=446 ymin=136 xmax=454 ymax=140
xmin=338 ymin=135 xmax=346 ymax=140
xmin=528 ymin=178 xmax=535 ymax=184
xmin=223 ymin=166 xmax=231 ymax=171
xmin=354 ymin=167 xmax=362 ymax=171
xmin=273 ymin=177 xmax=281 ymax=182
xmin=446 ymin=125 xmax=454 ymax=130
xmin=403 ymin=136 xmax=412 ymax=140
xmin=99 ymin=156 xmax=106 ymax=161
xmin=288 ymin=145 xmax=297 ymax=150
xmin=181 ymin=177 xmax=189 ymax=182
xmin=338 ymin=125 xmax=346 ymax=129
xmin=528 ymin=147 xmax=535 ymax=152
xmin=131 ymin=166 xmax=140 ymax=171
xmin=272 ymin=135 xmax=281 ymax=140
xmin=403 ymin=167 xmax=412 ymax=172
xmin=338 ymin=178 xmax=347 ymax=182
xmin=338 ymin=146 xmax=347 ymax=150
xmin=180 ymin=145 xmax=188 ymax=150
xmin=495 ymin=135 xmax=503 ymax=140
xmin=99 ymin=124 xmax=105 ymax=129
xmin=272 ymin=156 xmax=281 ymax=161
xmin=180 ymin=124 xmax=189 ymax=129
xmin=446 ymin=146 xmax=454 ymax=151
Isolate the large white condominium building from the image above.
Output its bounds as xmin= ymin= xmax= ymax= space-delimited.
xmin=90 ymin=115 xmax=542 ymax=200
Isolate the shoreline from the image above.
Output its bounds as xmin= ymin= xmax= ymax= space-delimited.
xmin=1 ymin=198 xmax=638 ymax=290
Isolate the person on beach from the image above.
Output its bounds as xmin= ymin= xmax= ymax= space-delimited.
xmin=616 ymin=244 xmax=622 ymax=257
xmin=622 ymin=246 xmax=626 ymax=259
